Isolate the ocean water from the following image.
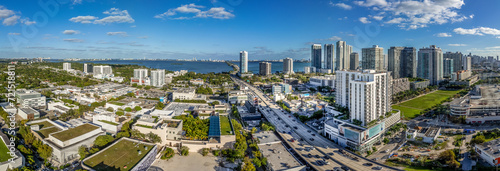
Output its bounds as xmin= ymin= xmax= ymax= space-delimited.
xmin=52 ymin=60 xmax=311 ymax=74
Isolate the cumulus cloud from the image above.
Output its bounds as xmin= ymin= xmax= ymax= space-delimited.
xmin=448 ymin=44 xmax=467 ymax=46
xmin=354 ymin=0 xmax=472 ymax=30
xmin=359 ymin=17 xmax=371 ymax=24
xmin=64 ymin=39 xmax=84 ymax=43
xmin=69 ymin=16 xmax=97 ymax=24
xmin=435 ymin=33 xmax=452 ymax=37
xmin=107 ymin=31 xmax=128 ymax=37
xmin=453 ymin=27 xmax=500 ymax=36
xmin=354 ymin=0 xmax=388 ymax=7
xmin=63 ymin=30 xmax=80 ymax=35
xmin=3 ymin=15 xmax=20 ymax=26
xmin=320 ymin=36 xmax=342 ymax=41
xmin=155 ymin=4 xmax=234 ymax=20
xmin=330 ymin=2 xmax=352 ymax=10
xmin=69 ymin=8 xmax=134 ymax=24
xmin=8 ymin=33 xmax=20 ymax=35
xmin=73 ymin=0 xmax=82 ymax=5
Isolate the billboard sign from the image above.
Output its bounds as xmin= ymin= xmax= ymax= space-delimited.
xmin=495 ymin=157 xmax=500 ymax=165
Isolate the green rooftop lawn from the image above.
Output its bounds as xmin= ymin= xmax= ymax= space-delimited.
xmin=0 ymin=139 xmax=12 ymax=162
xmin=84 ymin=139 xmax=154 ymax=171
xmin=98 ymin=120 xmax=119 ymax=126
xmin=135 ymin=124 xmax=153 ymax=129
xmin=30 ymin=121 xmax=54 ymax=129
xmin=109 ymin=102 xmax=125 ymax=106
xmin=392 ymin=90 xmax=461 ymax=119
xmin=51 ymin=124 xmax=99 ymax=141
xmin=220 ymin=116 xmax=233 ymax=135
xmin=36 ymin=127 xmax=62 ymax=139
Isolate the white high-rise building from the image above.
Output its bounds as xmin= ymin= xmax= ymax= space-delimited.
xmin=336 ymin=70 xmax=392 ymax=126
xmin=151 ymin=69 xmax=165 ymax=87
xmin=335 ymin=41 xmax=352 ymax=71
xmin=63 ymin=63 xmax=71 ymax=71
xmin=240 ymin=51 xmax=248 ymax=74
xmin=324 ymin=44 xmax=335 ymax=70
xmin=93 ymin=65 xmax=113 ymax=75
xmin=463 ymin=56 xmax=472 ymax=71
xmin=84 ymin=63 xmax=93 ymax=73
xmin=283 ymin=58 xmax=294 ymax=74
xmin=134 ymin=69 xmax=148 ymax=79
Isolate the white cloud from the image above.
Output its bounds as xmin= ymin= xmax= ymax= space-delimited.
xmin=107 ymin=31 xmax=128 ymax=37
xmin=69 ymin=16 xmax=97 ymax=24
xmin=435 ymin=33 xmax=452 ymax=37
xmin=137 ymin=36 xmax=148 ymax=39
xmin=69 ymin=8 xmax=134 ymax=24
xmin=326 ymin=36 xmax=342 ymax=41
xmin=453 ymin=27 xmax=500 ymax=36
xmin=21 ymin=18 xmax=36 ymax=25
xmin=372 ymin=16 xmax=384 ymax=21
xmin=385 ymin=17 xmax=404 ymax=24
xmin=155 ymin=4 xmax=234 ymax=20
xmin=354 ymin=0 xmax=388 ymax=7
xmin=73 ymin=0 xmax=82 ymax=5
xmin=448 ymin=44 xmax=467 ymax=46
xmin=94 ymin=8 xmax=134 ymax=24
xmin=8 ymin=33 xmax=20 ymax=35
xmin=330 ymin=2 xmax=352 ymax=10
xmin=63 ymin=39 xmax=84 ymax=43
xmin=63 ymin=30 xmax=80 ymax=35
xmin=359 ymin=17 xmax=371 ymax=24
xmin=354 ymin=0 xmax=472 ymax=30
xmin=0 ymin=6 xmax=15 ymax=19
xmin=3 ymin=15 xmax=20 ymax=26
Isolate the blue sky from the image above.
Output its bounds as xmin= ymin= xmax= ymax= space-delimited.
xmin=0 ymin=0 xmax=499 ymax=60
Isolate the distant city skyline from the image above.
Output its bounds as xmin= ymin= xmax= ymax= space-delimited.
xmin=0 ymin=0 xmax=499 ymax=59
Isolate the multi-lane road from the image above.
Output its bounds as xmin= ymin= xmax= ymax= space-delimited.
xmin=231 ymin=76 xmax=402 ymax=171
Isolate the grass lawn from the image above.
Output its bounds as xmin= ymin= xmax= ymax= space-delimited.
xmin=109 ymin=102 xmax=125 ymax=106
xmin=98 ymin=120 xmax=119 ymax=126
xmin=393 ymin=90 xmax=462 ymax=119
xmin=0 ymin=139 xmax=11 ymax=162
xmin=51 ymin=124 xmax=99 ymax=141
xmin=36 ymin=127 xmax=62 ymax=139
xmin=135 ymin=124 xmax=153 ymax=129
xmin=220 ymin=116 xmax=233 ymax=135
xmin=30 ymin=121 xmax=55 ymax=129
xmin=84 ymin=139 xmax=154 ymax=171
xmin=484 ymin=137 xmax=497 ymax=142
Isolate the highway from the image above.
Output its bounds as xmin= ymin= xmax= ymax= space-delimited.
xmin=231 ymin=76 xmax=402 ymax=171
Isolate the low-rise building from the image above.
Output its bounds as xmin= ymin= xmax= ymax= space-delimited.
xmin=0 ymin=132 xmax=24 ymax=171
xmin=92 ymin=112 xmax=122 ymax=134
xmin=190 ymin=78 xmax=204 ymax=85
xmin=451 ymin=85 xmax=500 ymax=124
xmin=133 ymin=117 xmax=184 ymax=143
xmin=252 ymin=132 xmax=304 ymax=171
xmin=309 ymin=75 xmax=335 ymax=88
xmin=16 ymin=89 xmax=46 ymax=109
xmin=392 ymin=78 xmax=410 ymax=94
xmin=27 ymin=120 xmax=105 ymax=164
xmin=475 ymin=138 xmax=500 ymax=166
xmin=48 ymin=102 xmax=71 ymax=114
xmin=410 ymin=80 xmax=430 ymax=90
xmin=18 ymin=107 xmax=40 ymax=120
xmin=227 ymin=90 xmax=248 ymax=105
xmin=172 ymin=88 xmax=206 ymax=100
xmin=406 ymin=126 xmax=441 ymax=144
xmin=324 ymin=110 xmax=400 ymax=152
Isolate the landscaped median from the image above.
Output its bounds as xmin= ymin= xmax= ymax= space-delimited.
xmin=392 ymin=90 xmax=462 ymax=119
